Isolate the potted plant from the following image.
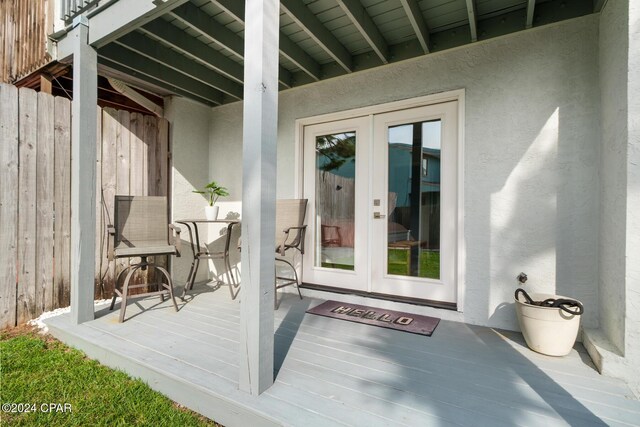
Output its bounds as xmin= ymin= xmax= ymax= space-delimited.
xmin=193 ymin=180 xmax=229 ymax=220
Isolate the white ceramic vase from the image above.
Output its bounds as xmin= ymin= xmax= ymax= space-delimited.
xmin=205 ymin=205 xmax=219 ymax=220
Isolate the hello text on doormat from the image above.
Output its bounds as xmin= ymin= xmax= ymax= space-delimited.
xmin=306 ymin=300 xmax=440 ymax=336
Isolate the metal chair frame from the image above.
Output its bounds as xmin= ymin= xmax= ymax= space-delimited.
xmin=108 ymin=196 xmax=181 ymax=322
xmin=274 ymin=199 xmax=308 ymax=309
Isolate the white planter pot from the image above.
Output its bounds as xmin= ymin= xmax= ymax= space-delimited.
xmin=515 ymin=292 xmax=582 ymax=357
xmin=205 ymin=205 xmax=219 ymax=220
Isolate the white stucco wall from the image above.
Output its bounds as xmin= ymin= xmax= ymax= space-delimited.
xmin=165 ymin=96 xmax=212 ymax=284
xmin=589 ymin=0 xmax=640 ymax=396
xmin=627 ymin=0 xmax=640 ymax=394
xmin=207 ymin=15 xmax=601 ymax=332
xmin=598 ymin=0 xmax=628 ymax=358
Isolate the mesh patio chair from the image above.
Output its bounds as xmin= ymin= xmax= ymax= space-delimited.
xmin=108 ymin=196 xmax=181 ymax=322
xmin=275 ymin=199 xmax=308 ymax=308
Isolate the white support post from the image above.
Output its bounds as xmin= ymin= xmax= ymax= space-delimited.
xmin=70 ymin=16 xmax=97 ymax=324
xmin=239 ymin=0 xmax=279 ymax=395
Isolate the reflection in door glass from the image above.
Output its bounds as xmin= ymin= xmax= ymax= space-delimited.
xmin=315 ymin=132 xmax=356 ymax=271
xmin=387 ymin=121 xmax=441 ymax=279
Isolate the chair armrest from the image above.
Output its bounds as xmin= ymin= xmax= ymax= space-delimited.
xmin=168 ymin=224 xmax=182 ymax=256
xmin=282 ymin=225 xmax=307 ymax=255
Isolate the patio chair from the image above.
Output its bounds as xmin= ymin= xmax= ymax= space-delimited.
xmin=108 ymin=196 xmax=181 ymax=322
xmin=275 ymin=199 xmax=308 ymax=308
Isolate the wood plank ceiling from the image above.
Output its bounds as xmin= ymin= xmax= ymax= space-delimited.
xmin=95 ymin=0 xmax=595 ymax=107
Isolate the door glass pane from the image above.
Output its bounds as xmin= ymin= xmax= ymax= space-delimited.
xmin=315 ymin=132 xmax=356 ymax=270
xmin=387 ymin=121 xmax=441 ymax=279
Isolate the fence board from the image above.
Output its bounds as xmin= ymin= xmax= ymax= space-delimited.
xmin=0 ymin=84 xmax=19 ymax=329
xmin=36 ymin=91 xmax=55 ymax=312
xmin=115 ymin=110 xmax=131 ymax=290
xmin=129 ymin=113 xmax=147 ymax=289
xmin=100 ymin=109 xmax=118 ymax=295
xmin=144 ymin=116 xmax=168 ymax=279
xmin=94 ymin=106 xmax=104 ymax=299
xmin=130 ymin=113 xmax=147 ymax=196
xmin=54 ymin=96 xmax=71 ymax=310
xmin=17 ymin=87 xmax=38 ymax=323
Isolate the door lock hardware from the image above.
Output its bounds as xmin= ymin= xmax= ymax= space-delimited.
xmin=373 ymin=212 xmax=386 ymax=219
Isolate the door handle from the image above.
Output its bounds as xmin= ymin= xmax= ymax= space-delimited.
xmin=373 ymin=212 xmax=386 ymax=219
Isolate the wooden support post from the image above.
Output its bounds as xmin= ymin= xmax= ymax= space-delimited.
xmin=40 ymin=74 xmax=53 ymax=94
xmin=70 ymin=16 xmax=98 ymax=324
xmin=239 ymin=0 xmax=279 ymax=395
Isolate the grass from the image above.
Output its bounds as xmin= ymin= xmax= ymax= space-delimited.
xmin=387 ymin=249 xmax=440 ymax=279
xmin=0 ymin=326 xmax=220 ymax=427
xmin=321 ymin=249 xmax=440 ymax=279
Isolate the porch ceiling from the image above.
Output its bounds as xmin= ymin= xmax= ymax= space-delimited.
xmin=95 ymin=0 xmax=597 ymax=107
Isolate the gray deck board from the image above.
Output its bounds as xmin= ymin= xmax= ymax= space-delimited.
xmin=45 ymin=285 xmax=640 ymax=427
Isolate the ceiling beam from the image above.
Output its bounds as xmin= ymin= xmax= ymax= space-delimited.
xmin=464 ymin=0 xmax=478 ymax=42
xmin=100 ymin=57 xmax=218 ymax=107
xmin=141 ymin=20 xmax=243 ymax=84
xmin=210 ymin=0 xmax=243 ymax=22
xmin=280 ymin=0 xmax=352 ymax=72
xmin=170 ymin=3 xmax=244 ymax=59
xmin=174 ymin=2 xmax=320 ymax=81
xmin=278 ymin=34 xmax=321 ymax=81
xmin=116 ymin=32 xmax=243 ymax=100
xmin=335 ymin=0 xmax=388 ymax=64
xmin=98 ymin=44 xmax=224 ymax=105
xmin=141 ymin=20 xmax=292 ymax=89
xmin=526 ymin=0 xmax=536 ymax=29
xmin=399 ymin=0 xmax=430 ymax=54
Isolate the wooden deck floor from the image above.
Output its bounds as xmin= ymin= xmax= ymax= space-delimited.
xmin=45 ymin=285 xmax=640 ymax=427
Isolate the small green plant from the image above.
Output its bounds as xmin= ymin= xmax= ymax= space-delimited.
xmin=193 ymin=181 xmax=229 ymax=207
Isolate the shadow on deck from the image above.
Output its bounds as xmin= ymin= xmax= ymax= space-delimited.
xmin=45 ymin=284 xmax=640 ymax=427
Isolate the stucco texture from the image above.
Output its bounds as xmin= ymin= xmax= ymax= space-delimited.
xmin=166 ymin=97 xmax=212 ymax=285
xmin=599 ymin=0 xmax=628 ymax=356
xmin=207 ymin=15 xmax=601 ymax=332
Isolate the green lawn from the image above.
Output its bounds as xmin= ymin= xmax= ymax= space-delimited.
xmin=320 ymin=249 xmax=440 ymax=279
xmin=0 ymin=328 xmax=219 ymax=427
xmin=388 ymin=249 xmax=440 ymax=278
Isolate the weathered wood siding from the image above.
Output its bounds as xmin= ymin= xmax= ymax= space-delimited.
xmin=0 ymin=84 xmax=170 ymax=329
xmin=1 ymin=0 xmax=53 ymax=83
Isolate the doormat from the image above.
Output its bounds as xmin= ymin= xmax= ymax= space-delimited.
xmin=306 ymin=300 xmax=440 ymax=336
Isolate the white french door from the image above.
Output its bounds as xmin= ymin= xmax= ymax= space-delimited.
xmin=370 ymin=102 xmax=458 ymax=303
xmin=302 ymin=117 xmax=370 ymax=291
xmin=302 ymin=101 xmax=459 ymax=304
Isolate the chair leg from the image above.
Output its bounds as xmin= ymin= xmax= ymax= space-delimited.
xmin=119 ymin=266 xmax=140 ymax=323
xmin=155 ymin=265 xmax=178 ymax=312
xmin=110 ymin=266 xmax=130 ymax=311
xmin=274 ymin=265 xmax=280 ymax=310
xmin=292 ymin=267 xmax=302 ymax=300
xmin=182 ymin=257 xmax=197 ymax=299
xmin=276 ymin=257 xmax=303 ymax=300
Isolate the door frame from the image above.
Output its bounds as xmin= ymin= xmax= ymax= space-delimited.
xmin=294 ymin=89 xmax=466 ymax=312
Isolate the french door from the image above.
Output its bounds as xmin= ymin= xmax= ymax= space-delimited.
xmin=302 ymin=117 xmax=370 ymax=291
xmin=302 ymin=101 xmax=458 ymax=304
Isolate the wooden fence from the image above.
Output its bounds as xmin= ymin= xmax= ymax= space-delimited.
xmin=1 ymin=0 xmax=54 ymax=83
xmin=0 ymin=84 xmax=170 ymax=329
